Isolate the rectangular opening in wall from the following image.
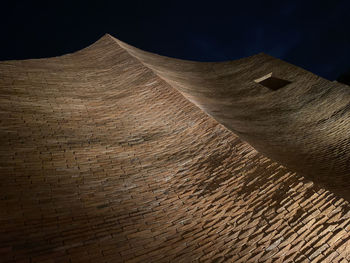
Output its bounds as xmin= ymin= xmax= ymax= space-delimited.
xmin=254 ymin=72 xmax=291 ymax=91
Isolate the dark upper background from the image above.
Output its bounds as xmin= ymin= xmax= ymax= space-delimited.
xmin=1 ymin=0 xmax=350 ymax=83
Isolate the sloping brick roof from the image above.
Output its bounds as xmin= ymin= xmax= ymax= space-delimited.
xmin=1 ymin=34 xmax=350 ymax=262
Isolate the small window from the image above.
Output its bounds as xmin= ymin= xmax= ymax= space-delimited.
xmin=254 ymin=72 xmax=291 ymax=91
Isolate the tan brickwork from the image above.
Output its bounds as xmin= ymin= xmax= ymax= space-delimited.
xmin=0 ymin=34 xmax=350 ymax=262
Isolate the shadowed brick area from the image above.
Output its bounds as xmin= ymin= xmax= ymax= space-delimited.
xmin=1 ymin=35 xmax=350 ymax=262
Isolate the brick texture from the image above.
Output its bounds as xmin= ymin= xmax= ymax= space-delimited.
xmin=0 ymin=34 xmax=350 ymax=262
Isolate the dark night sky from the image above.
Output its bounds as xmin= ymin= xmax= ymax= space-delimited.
xmin=1 ymin=0 xmax=350 ymax=81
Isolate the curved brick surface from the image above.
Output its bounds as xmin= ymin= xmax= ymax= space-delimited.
xmin=0 ymin=34 xmax=350 ymax=262
xmin=115 ymin=37 xmax=350 ymax=200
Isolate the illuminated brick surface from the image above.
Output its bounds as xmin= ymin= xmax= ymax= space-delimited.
xmin=1 ymin=35 xmax=350 ymax=262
